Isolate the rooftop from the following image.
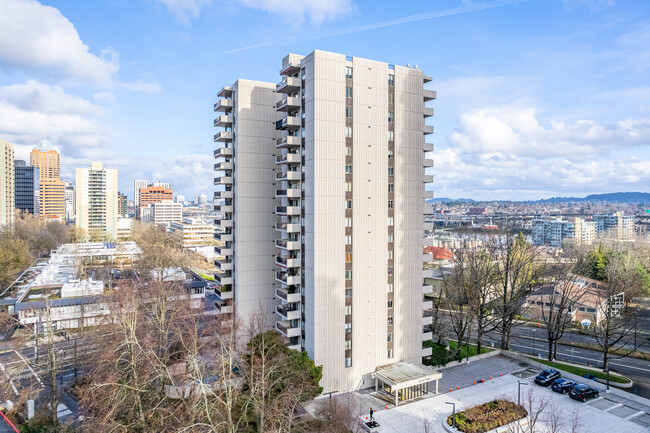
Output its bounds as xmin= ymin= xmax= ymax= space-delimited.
xmin=375 ymin=362 xmax=442 ymax=388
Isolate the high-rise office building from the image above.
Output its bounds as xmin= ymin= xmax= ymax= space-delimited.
xmin=30 ymin=138 xmax=65 ymax=220
xmin=214 ymin=50 xmax=435 ymax=394
xmin=213 ymin=79 xmax=280 ymax=331
xmin=141 ymin=200 xmax=182 ymax=225
xmin=64 ymin=180 xmax=75 ymax=223
xmin=194 ymin=193 xmax=207 ymax=205
xmin=118 ymin=192 xmax=128 ymax=217
xmin=0 ymin=140 xmax=15 ymax=227
xmin=175 ymin=194 xmax=185 ymax=204
xmin=139 ymin=186 xmax=173 ymax=218
xmin=76 ymin=162 xmax=118 ymax=240
xmin=15 ymin=160 xmax=39 ymax=217
xmin=134 ymin=179 xmax=148 ymax=208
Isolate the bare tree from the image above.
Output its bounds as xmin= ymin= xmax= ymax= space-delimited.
xmin=442 ymin=258 xmax=473 ymax=362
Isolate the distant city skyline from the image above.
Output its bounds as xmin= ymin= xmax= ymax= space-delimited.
xmin=0 ymin=0 xmax=649 ymax=199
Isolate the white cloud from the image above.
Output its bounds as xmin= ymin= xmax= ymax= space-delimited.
xmin=151 ymin=0 xmax=213 ymax=21
xmin=0 ymin=80 xmax=103 ymax=116
xmin=119 ymin=80 xmax=162 ymax=94
xmin=0 ymin=0 xmax=119 ymax=86
xmin=236 ymin=0 xmax=353 ymax=23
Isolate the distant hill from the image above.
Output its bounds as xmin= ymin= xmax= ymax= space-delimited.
xmin=427 ymin=197 xmax=475 ymax=203
xmin=427 ymin=192 xmax=650 ymax=204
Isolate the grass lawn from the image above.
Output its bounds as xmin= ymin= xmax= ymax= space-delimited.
xmin=197 ymin=272 xmax=215 ymax=282
xmin=531 ymin=358 xmax=629 ymax=384
xmin=423 ymin=340 xmax=493 ymax=367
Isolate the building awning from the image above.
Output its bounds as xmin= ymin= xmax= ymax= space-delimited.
xmin=375 ymin=362 xmax=442 ymax=391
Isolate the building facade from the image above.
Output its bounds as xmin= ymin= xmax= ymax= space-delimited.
xmin=64 ymin=180 xmax=75 ymax=223
xmin=118 ymin=192 xmax=128 ymax=217
xmin=0 ymin=140 xmax=15 ymax=227
xmin=138 ymin=186 xmax=173 ymax=217
xmin=594 ymin=212 xmax=634 ymax=240
xmin=142 ymin=200 xmax=182 ymax=225
xmin=213 ymin=50 xmax=434 ymax=394
xmin=133 ymin=179 xmax=148 ymax=209
xmin=532 ymin=218 xmax=596 ymax=247
xmin=30 ymin=138 xmax=65 ymax=220
xmin=76 ymin=162 xmax=118 ymax=240
xmin=14 ymin=160 xmax=39 ymax=217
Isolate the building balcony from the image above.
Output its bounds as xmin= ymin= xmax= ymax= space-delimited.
xmin=275 ymin=289 xmax=300 ymax=304
xmin=215 ymin=273 xmax=233 ymax=286
xmin=423 ymin=89 xmax=437 ymax=101
xmin=215 ymin=246 xmax=233 ymax=257
xmin=214 ymin=131 xmax=234 ymax=143
xmin=422 ymin=315 xmax=433 ymax=326
xmin=424 ymin=159 xmax=433 ymax=168
xmin=276 ymin=205 xmax=300 ymax=216
xmin=423 ymin=142 xmax=433 ymax=152
xmin=214 ymin=114 xmax=233 ymax=127
xmin=216 ymin=204 xmax=233 ymax=214
xmin=275 ymin=255 xmax=300 ymax=268
xmin=216 ymin=231 xmax=233 ymax=242
xmin=276 ymin=135 xmax=301 ymax=149
xmin=275 ymin=116 xmax=301 ymax=130
xmin=216 ymin=219 xmax=233 ymax=228
xmin=276 ymin=238 xmax=300 ymax=251
xmin=216 ymin=302 xmax=234 ymax=314
xmin=276 ymin=95 xmax=301 ymax=112
xmin=275 ymin=153 xmax=301 ymax=165
xmin=424 ymin=175 xmax=434 ymax=184
xmin=423 ymin=300 xmax=433 ymax=310
xmin=423 ymin=107 xmax=434 ymax=118
xmin=287 ymin=343 xmax=301 ymax=351
xmin=423 ymin=190 xmax=434 ymax=199
xmin=276 ymin=304 xmax=301 ymax=321
xmin=215 ymin=176 xmax=233 ymax=185
xmin=423 ymin=125 xmax=434 ymax=135
xmin=280 ymin=62 xmax=300 ymax=76
xmin=423 ymin=269 xmax=435 ymax=279
xmin=423 ymin=74 xmax=433 ymax=83
xmin=218 ymin=86 xmax=233 ymax=98
xmin=214 ymin=286 xmax=233 ymax=300
xmin=276 ymin=271 xmax=300 ymax=286
xmin=215 ymin=190 xmax=233 ymax=199
xmin=214 ymin=98 xmax=233 ymax=112
xmin=275 ymin=222 xmax=300 ymax=233
xmin=422 ymin=332 xmax=432 ymax=341
xmin=215 ymin=161 xmax=233 ymax=171
xmin=276 ymin=76 xmax=301 ymax=94
xmin=422 ymin=284 xmax=433 ymax=294
xmin=422 ymin=346 xmax=433 ymax=357
xmin=275 ymin=171 xmax=301 ymax=182
xmin=276 ymin=188 xmax=301 ymax=199
xmin=214 ymin=147 xmax=233 ymax=158
xmin=214 ymin=258 xmax=233 ymax=271
xmin=276 ymin=320 xmax=301 ymax=338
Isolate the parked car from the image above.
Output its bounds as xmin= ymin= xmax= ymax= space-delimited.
xmin=583 ymin=373 xmax=597 ymax=381
xmin=569 ymin=383 xmax=599 ymax=402
xmin=551 ymin=378 xmax=576 ymax=394
xmin=534 ymin=369 xmax=561 ymax=386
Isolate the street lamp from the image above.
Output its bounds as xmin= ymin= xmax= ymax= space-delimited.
xmin=517 ymin=380 xmax=528 ymax=406
xmin=532 ymin=328 xmax=536 ymax=358
xmin=445 ymin=402 xmax=456 ymax=428
xmin=603 ymin=368 xmax=610 ymax=393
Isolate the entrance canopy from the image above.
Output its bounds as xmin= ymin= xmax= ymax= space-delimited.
xmin=374 ymin=362 xmax=442 ymax=406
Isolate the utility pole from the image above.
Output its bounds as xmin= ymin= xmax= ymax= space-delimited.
xmin=517 ymin=380 xmax=528 ymax=406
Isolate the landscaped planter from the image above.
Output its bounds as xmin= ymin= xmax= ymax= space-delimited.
xmin=361 ymin=420 xmax=382 ymax=432
xmin=446 ymin=400 xmax=527 ymax=433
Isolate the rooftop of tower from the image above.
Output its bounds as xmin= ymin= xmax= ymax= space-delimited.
xmin=35 ymin=137 xmax=55 ymax=152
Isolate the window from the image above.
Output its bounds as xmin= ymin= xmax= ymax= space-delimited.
xmin=345 ymin=146 xmax=352 ymax=156
xmin=388 ymin=167 xmax=394 ymax=176
xmin=345 ymin=323 xmax=352 ymax=333
xmin=388 ymin=201 xmax=393 ymax=209
xmin=345 ymin=305 xmax=352 ymax=314
xmin=345 ymin=235 xmax=352 ymax=245
xmin=346 ymin=165 xmax=352 ymax=174
xmin=387 ymin=333 xmax=393 ymax=342
xmin=346 ymin=86 xmax=353 ymax=98
xmin=388 ymin=93 xmax=394 ymax=104
xmin=388 ymin=349 xmax=393 ymax=359
xmin=388 ymin=250 xmax=393 ymax=260
xmin=346 ymin=107 xmax=353 ymax=118
xmin=345 ymin=217 xmax=352 ymax=227
xmin=301 ymin=69 xmax=305 ymax=79
xmin=388 ymin=184 xmax=394 ymax=192
xmin=345 ymin=270 xmax=352 ymax=280
xmin=388 ymin=111 xmax=394 ymax=123
xmin=345 ymin=200 xmax=352 ymax=209
xmin=387 ymin=300 xmax=393 ymax=309
xmin=578 ymin=307 xmax=586 ymax=312
xmin=388 ymin=150 xmax=394 ymax=158
xmin=345 ymin=182 xmax=352 ymax=192
xmin=388 ymin=130 xmax=394 ymax=142
xmin=388 ymin=267 xmax=394 ymax=276
xmin=387 ymin=283 xmax=393 ymax=292
xmin=387 ymin=233 xmax=393 ymax=243
xmin=587 ymin=308 xmax=596 ymax=313
xmin=345 ymin=126 xmax=353 ymax=138
xmin=345 ymin=252 xmax=352 ymax=262
xmin=345 ymin=66 xmax=353 ymax=79
xmin=345 ymin=357 xmax=352 ymax=367
xmin=346 ymin=288 xmax=352 ymax=297
xmin=388 ymin=74 xmax=394 ymax=86
xmin=345 ymin=340 xmax=352 ymax=350
xmin=387 ymin=217 xmax=394 ymax=226
xmin=387 ymin=317 xmax=393 ymax=325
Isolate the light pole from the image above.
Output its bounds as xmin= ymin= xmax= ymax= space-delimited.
xmin=603 ymin=368 xmax=610 ymax=393
xmin=517 ymin=380 xmax=528 ymax=406
xmin=445 ymin=402 xmax=456 ymax=428
xmin=532 ymin=328 xmax=536 ymax=357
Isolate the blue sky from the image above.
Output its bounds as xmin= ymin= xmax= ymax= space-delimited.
xmin=0 ymin=0 xmax=649 ymax=200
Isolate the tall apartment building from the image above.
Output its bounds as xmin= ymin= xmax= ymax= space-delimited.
xmin=0 ymin=140 xmax=15 ymax=227
xmin=118 ymin=192 xmax=128 ymax=217
xmin=141 ymin=200 xmax=182 ymax=225
xmin=214 ymin=50 xmax=435 ymax=394
xmin=76 ymin=162 xmax=118 ymax=240
xmin=594 ymin=212 xmax=634 ymax=240
xmin=64 ymin=180 xmax=75 ymax=223
xmin=213 ymin=80 xmax=279 ymax=327
xmin=30 ymin=138 xmax=65 ymax=220
xmin=133 ymin=179 xmax=148 ymax=208
xmin=532 ymin=218 xmax=596 ymax=247
xmin=15 ymin=160 xmax=39 ymax=217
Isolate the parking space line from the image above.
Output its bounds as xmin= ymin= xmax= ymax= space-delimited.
xmin=603 ymin=403 xmax=623 ymax=412
xmin=625 ymin=411 xmax=647 ymax=421
xmin=14 ymin=350 xmax=43 ymax=388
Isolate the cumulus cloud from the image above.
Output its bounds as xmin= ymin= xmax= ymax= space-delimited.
xmin=151 ymin=0 xmax=213 ymax=21
xmin=237 ymin=0 xmax=353 ymax=23
xmin=0 ymin=0 xmax=119 ymax=86
xmin=435 ymin=106 xmax=650 ymax=200
xmin=0 ymin=80 xmax=103 ymax=116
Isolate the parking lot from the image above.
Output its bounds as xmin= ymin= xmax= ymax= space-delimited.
xmin=366 ymin=361 xmax=650 ymax=433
